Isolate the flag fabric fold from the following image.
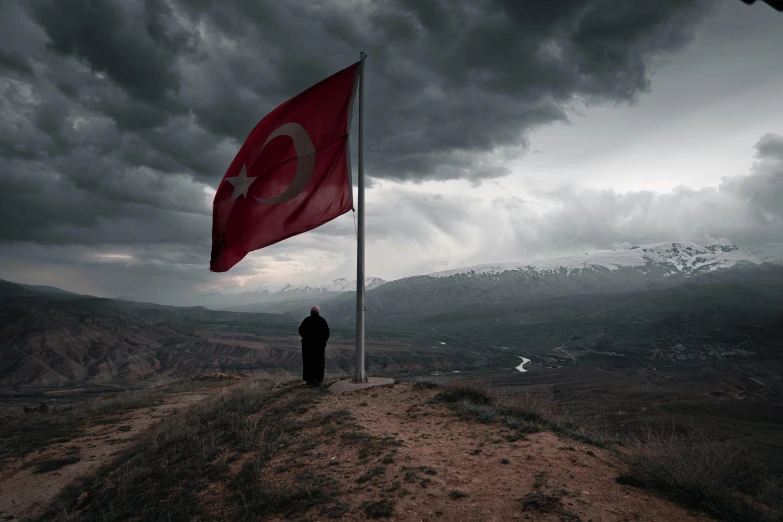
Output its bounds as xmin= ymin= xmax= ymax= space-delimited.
xmin=210 ymin=62 xmax=360 ymax=272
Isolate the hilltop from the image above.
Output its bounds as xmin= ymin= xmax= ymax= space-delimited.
xmin=2 ymin=376 xmax=779 ymax=522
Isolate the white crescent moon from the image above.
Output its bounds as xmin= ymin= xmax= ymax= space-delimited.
xmin=254 ymin=122 xmax=316 ymax=205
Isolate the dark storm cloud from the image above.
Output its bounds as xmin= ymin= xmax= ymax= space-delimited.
xmin=0 ymin=48 xmax=34 ymax=77
xmin=754 ymin=132 xmax=783 ymax=161
xmin=28 ymin=0 xmax=189 ymax=107
xmin=0 ymin=0 xmax=717 ymax=296
xmin=12 ymin=0 xmax=712 ymax=182
xmin=0 ymin=0 xmax=713 ymax=246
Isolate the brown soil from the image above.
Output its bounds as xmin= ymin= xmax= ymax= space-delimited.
xmin=1 ymin=380 xmax=716 ymax=521
xmin=263 ymin=382 xmax=710 ymax=522
xmin=0 ymin=392 xmax=210 ymax=521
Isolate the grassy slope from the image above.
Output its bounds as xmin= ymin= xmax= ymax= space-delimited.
xmin=0 ymin=378 xmax=240 ymax=466
xmin=23 ymin=377 xmax=781 ymax=522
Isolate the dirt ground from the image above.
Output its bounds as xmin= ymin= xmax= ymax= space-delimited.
xmin=0 ymin=380 xmax=715 ymax=522
xmin=263 ymin=381 xmax=710 ymax=522
xmin=0 ymin=392 xmax=211 ymax=521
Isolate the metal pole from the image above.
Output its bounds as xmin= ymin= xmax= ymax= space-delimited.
xmin=354 ymin=52 xmax=367 ymax=383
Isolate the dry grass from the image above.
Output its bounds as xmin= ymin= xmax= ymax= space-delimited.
xmin=434 ymin=378 xmax=493 ymax=405
xmin=362 ymin=498 xmax=395 ymax=518
xmin=622 ymin=425 xmax=781 ymax=522
xmin=0 ymin=376 xmax=247 ymax=466
xmin=431 ymin=377 xmax=780 ymax=521
xmin=28 ymin=375 xmax=781 ymax=522
xmin=0 ymin=408 xmax=80 ymax=464
xmin=432 ymin=378 xmax=607 ymax=447
xmin=38 ymin=377 xmax=332 ymax=522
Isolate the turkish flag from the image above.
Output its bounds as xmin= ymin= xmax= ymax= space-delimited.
xmin=210 ymin=62 xmax=360 ymax=272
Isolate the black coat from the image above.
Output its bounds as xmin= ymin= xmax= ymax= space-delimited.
xmin=299 ymin=314 xmax=330 ymax=383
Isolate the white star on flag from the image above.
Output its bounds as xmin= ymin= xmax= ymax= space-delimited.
xmin=225 ymin=165 xmax=257 ymax=200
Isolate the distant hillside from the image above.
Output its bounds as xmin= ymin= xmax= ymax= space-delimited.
xmin=0 ymin=279 xmax=76 ymax=298
xmin=20 ymin=283 xmax=77 ymax=295
xmin=0 ymin=281 xmax=297 ymax=388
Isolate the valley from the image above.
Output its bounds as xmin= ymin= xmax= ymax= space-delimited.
xmin=2 ymin=242 xmax=782 ymax=478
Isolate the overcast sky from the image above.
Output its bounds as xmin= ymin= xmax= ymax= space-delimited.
xmin=1 ymin=0 xmax=781 ymax=302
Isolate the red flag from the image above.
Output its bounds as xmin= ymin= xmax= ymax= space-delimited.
xmin=210 ymin=62 xmax=360 ymax=272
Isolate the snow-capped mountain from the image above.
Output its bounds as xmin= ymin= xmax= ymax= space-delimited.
xmin=428 ymin=243 xmax=783 ymax=279
xmin=118 ymin=277 xmax=386 ymax=310
xmin=212 ymin=277 xmax=386 ymax=310
xmin=233 ymin=277 xmax=386 ymax=297
xmin=211 ymin=277 xmax=389 ymax=314
xmin=328 ymin=242 xmax=783 ymax=325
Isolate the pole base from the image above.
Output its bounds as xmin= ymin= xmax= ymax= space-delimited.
xmin=329 ymin=377 xmax=395 ymax=394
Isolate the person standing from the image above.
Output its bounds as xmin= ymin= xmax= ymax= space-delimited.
xmin=299 ymin=305 xmax=330 ymax=385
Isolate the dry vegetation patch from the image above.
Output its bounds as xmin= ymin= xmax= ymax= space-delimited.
xmin=0 ymin=375 xmax=246 ymax=520
xmin=621 ymin=426 xmax=782 ymax=522
xmin=39 ymin=378 xmax=333 ymax=521
xmin=418 ymin=377 xmax=782 ymax=522
xmin=0 ymin=376 xmax=241 ymax=466
xmin=430 ymin=378 xmax=608 ymax=447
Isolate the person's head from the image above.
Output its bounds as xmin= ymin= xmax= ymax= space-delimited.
xmin=310 ymin=305 xmax=320 ymax=316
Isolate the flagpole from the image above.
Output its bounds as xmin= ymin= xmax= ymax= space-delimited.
xmin=355 ymin=51 xmax=367 ymax=383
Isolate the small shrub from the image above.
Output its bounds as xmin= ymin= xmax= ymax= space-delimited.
xmin=436 ymin=379 xmax=493 ymax=406
xmin=455 ymin=401 xmax=496 ymax=424
xmin=616 ymin=474 xmax=646 ymax=489
xmin=322 ymin=502 xmax=351 ymax=520
xmin=533 ymin=471 xmax=548 ymax=490
xmin=521 ymin=491 xmax=562 ymax=513
xmin=449 ymin=490 xmax=468 ymax=499
xmin=321 ymin=408 xmax=352 ymax=423
xmin=341 ymin=431 xmax=373 ymax=442
xmin=357 ymin=467 xmax=385 ymax=484
xmin=501 ymin=415 xmax=543 ymax=433
xmin=412 ymin=380 xmax=440 ymax=390
xmin=363 ymin=499 xmax=394 ymax=518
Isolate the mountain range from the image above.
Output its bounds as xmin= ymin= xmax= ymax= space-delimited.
xmin=274 ymin=242 xmax=783 ymax=324
xmin=116 ymin=242 xmax=783 ymax=318
xmin=2 ymin=241 xmax=782 ymax=389
xmin=118 ymin=277 xmax=387 ymax=311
